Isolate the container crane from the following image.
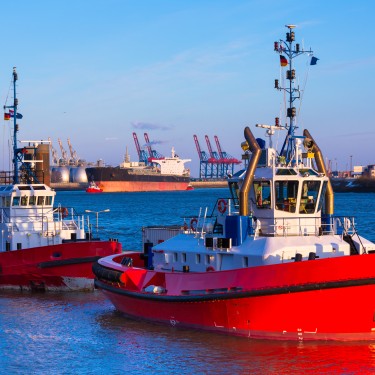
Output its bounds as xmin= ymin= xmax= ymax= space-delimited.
xmin=193 ymin=135 xmax=213 ymax=179
xmin=132 ymin=132 xmax=148 ymax=164
xmin=214 ymin=135 xmax=241 ymax=176
xmin=205 ymin=135 xmax=220 ymax=178
xmin=144 ymin=133 xmax=164 ymax=163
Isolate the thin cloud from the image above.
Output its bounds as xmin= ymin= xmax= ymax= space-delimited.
xmin=131 ymin=121 xmax=172 ymax=130
xmin=144 ymin=140 xmax=166 ymax=147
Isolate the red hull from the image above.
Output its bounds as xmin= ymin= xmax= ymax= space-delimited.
xmin=86 ymin=188 xmax=103 ymax=193
xmin=0 ymin=241 xmax=122 ymax=291
xmin=95 ymin=253 xmax=375 ymax=340
xmin=97 ymin=181 xmax=189 ymax=192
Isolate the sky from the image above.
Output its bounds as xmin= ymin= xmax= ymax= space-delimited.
xmin=0 ymin=0 xmax=374 ymax=177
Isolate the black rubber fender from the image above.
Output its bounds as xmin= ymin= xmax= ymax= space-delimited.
xmin=92 ymin=261 xmax=123 ymax=283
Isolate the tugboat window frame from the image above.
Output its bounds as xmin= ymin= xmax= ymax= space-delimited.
xmin=182 ymin=253 xmax=186 ymax=263
xmin=228 ymin=181 xmax=240 ymax=208
xmin=173 ymin=252 xmax=178 ymax=262
xmin=299 ymin=181 xmax=321 ymax=214
xmin=275 ymin=180 xmax=299 ymax=213
xmin=37 ymin=196 xmax=45 ymax=206
xmin=20 ymin=195 xmax=28 ymax=206
xmin=29 ymin=196 xmax=36 ymax=205
xmin=253 ymin=181 xmax=271 ymax=209
xmin=12 ymin=197 xmax=20 ymax=206
xmin=317 ymin=181 xmax=328 ymax=212
xmin=196 ymin=254 xmax=201 ymax=264
xmin=4 ymin=197 xmax=11 ymax=207
xmin=276 ymin=169 xmax=297 ymax=176
xmin=243 ymin=256 xmax=249 ymax=267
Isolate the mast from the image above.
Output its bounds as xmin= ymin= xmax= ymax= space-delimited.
xmin=3 ymin=68 xmax=19 ymax=183
xmin=4 ymin=68 xmax=42 ymax=184
xmin=12 ymin=68 xmax=19 ymax=183
xmin=274 ymin=25 xmax=313 ymax=163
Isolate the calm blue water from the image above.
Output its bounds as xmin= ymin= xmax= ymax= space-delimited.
xmin=1 ymin=189 xmax=375 ymax=374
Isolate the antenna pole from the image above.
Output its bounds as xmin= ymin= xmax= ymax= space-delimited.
xmin=12 ymin=67 xmax=19 ymax=183
xmin=3 ymin=68 xmax=20 ymax=183
xmin=275 ymin=25 xmax=313 ymax=163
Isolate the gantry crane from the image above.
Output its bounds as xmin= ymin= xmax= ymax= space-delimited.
xmin=193 ymin=134 xmax=216 ymax=179
xmin=214 ymin=135 xmax=241 ymax=176
xmin=144 ymin=133 xmax=164 ymax=163
xmin=205 ymin=135 xmax=220 ymax=178
xmin=67 ymin=138 xmax=78 ymax=165
xmin=48 ymin=137 xmax=60 ymax=166
xmin=132 ymin=132 xmax=149 ymax=164
xmin=57 ymin=138 xmax=69 ymax=166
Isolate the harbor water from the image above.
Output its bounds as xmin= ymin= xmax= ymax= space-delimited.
xmin=1 ymin=189 xmax=375 ymax=374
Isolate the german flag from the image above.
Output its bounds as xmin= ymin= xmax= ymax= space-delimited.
xmin=280 ymin=55 xmax=288 ymax=67
xmin=4 ymin=113 xmax=10 ymax=120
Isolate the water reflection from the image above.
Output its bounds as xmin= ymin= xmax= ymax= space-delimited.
xmin=2 ymin=291 xmax=375 ymax=374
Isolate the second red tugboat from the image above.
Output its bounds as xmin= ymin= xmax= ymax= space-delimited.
xmin=0 ymin=68 xmax=122 ymax=292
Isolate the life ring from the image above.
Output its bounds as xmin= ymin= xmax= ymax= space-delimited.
xmin=190 ymin=218 xmax=198 ymax=231
xmin=217 ymin=199 xmax=227 ymax=214
xmin=61 ymin=207 xmax=68 ymax=218
xmin=206 ymin=266 xmax=215 ymax=272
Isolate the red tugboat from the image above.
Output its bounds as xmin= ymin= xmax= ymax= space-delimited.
xmin=86 ymin=181 xmax=103 ymax=193
xmin=93 ymin=26 xmax=375 ymax=340
xmin=0 ymin=68 xmax=122 ymax=292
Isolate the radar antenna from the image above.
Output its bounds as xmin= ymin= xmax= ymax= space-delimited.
xmin=256 ymin=117 xmax=285 ymax=149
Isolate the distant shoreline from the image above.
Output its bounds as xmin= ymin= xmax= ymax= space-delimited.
xmin=190 ymin=181 xmax=227 ymax=189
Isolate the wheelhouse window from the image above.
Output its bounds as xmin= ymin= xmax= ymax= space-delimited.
xmin=317 ymin=181 xmax=327 ymax=212
xmin=253 ymin=181 xmax=271 ymax=209
xmin=299 ymin=181 xmax=321 ymax=214
xmin=29 ymin=196 xmax=36 ymax=205
xmin=276 ymin=169 xmax=297 ymax=176
xmin=275 ymin=180 xmax=299 ymax=213
xmin=228 ymin=181 xmax=240 ymax=208
xmin=45 ymin=196 xmax=52 ymax=205
xmin=37 ymin=196 xmax=45 ymax=206
xmin=2 ymin=197 xmax=11 ymax=207
xmin=20 ymin=196 xmax=28 ymax=206
xmin=12 ymin=197 xmax=20 ymax=206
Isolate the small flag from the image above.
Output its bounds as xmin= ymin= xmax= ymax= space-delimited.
xmin=280 ymin=55 xmax=288 ymax=67
xmin=4 ymin=113 xmax=10 ymax=120
xmin=9 ymin=109 xmax=23 ymax=119
xmin=310 ymin=56 xmax=319 ymax=65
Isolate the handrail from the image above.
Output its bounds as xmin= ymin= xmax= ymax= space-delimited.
xmin=249 ymin=215 xmax=357 ymax=237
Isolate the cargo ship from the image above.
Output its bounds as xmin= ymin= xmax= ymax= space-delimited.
xmin=86 ymin=147 xmax=191 ymax=192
